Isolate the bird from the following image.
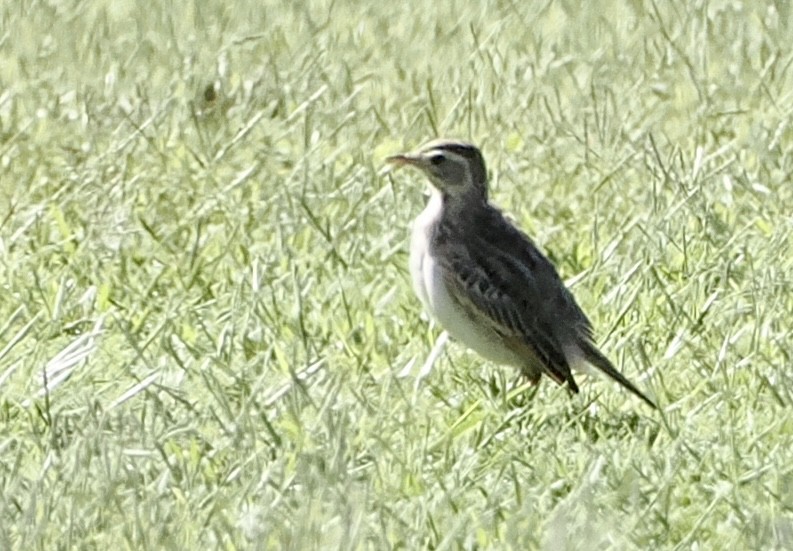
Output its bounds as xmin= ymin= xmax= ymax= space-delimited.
xmin=386 ymin=138 xmax=657 ymax=409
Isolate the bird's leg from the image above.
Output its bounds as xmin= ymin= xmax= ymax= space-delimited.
xmin=518 ymin=366 xmax=542 ymax=386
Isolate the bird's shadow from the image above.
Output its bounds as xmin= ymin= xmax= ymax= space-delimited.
xmin=473 ymin=369 xmax=661 ymax=446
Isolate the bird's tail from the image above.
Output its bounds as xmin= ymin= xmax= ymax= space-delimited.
xmin=577 ymin=339 xmax=658 ymax=410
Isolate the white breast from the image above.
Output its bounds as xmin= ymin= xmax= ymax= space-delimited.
xmin=409 ymin=191 xmax=443 ymax=310
xmin=409 ymin=191 xmax=523 ymax=367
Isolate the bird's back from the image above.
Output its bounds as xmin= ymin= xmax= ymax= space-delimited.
xmin=434 ymin=200 xmax=593 ymax=344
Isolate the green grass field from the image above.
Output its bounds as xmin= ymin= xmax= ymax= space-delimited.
xmin=2 ymin=0 xmax=792 ymax=548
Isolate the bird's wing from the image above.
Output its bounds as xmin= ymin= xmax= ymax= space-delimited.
xmin=475 ymin=211 xmax=657 ymax=408
xmin=437 ymin=242 xmax=577 ymax=389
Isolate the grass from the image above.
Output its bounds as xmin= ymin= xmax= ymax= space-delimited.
xmin=1 ymin=0 xmax=792 ymax=548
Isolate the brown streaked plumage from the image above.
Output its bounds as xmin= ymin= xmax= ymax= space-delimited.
xmin=387 ymin=138 xmax=657 ymax=409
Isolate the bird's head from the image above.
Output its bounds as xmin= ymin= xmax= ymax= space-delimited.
xmin=387 ymin=139 xmax=489 ymax=201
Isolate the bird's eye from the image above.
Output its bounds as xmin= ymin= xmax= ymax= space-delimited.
xmin=429 ymin=154 xmax=445 ymax=166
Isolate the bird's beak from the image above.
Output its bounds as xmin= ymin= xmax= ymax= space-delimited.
xmin=385 ymin=153 xmax=421 ymax=168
